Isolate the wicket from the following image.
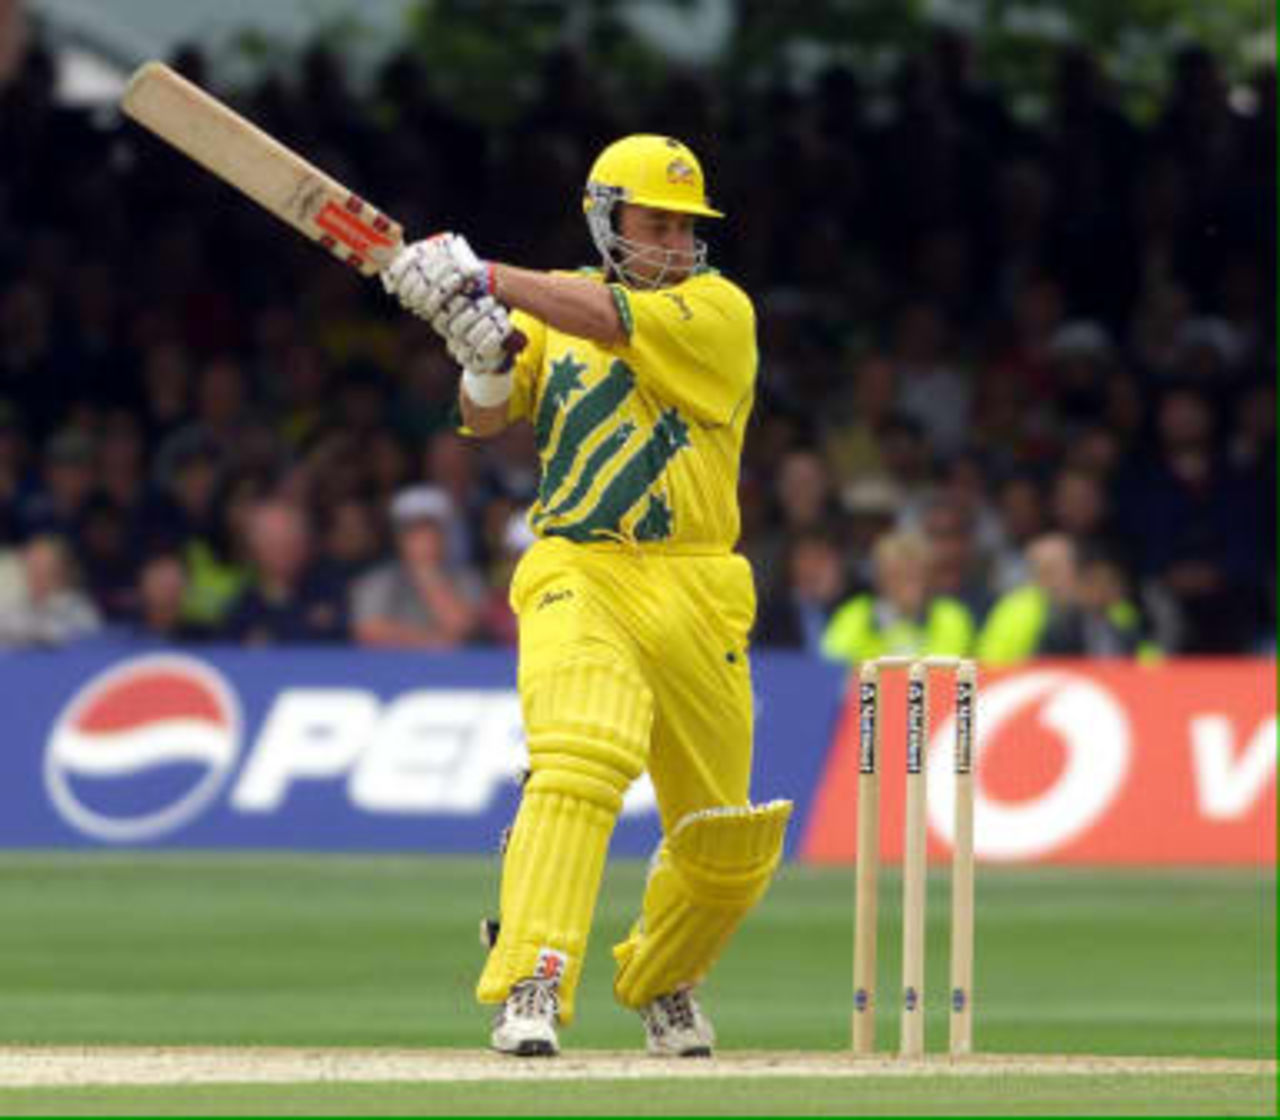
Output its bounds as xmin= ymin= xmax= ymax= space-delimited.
xmin=852 ymin=655 xmax=977 ymax=1059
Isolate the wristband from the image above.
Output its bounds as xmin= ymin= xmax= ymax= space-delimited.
xmin=462 ymin=368 xmax=513 ymax=407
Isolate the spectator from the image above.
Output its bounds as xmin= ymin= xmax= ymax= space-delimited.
xmin=0 ymin=0 xmax=26 ymax=89
xmin=424 ymin=429 xmax=484 ymax=567
xmin=1063 ymin=423 xmax=1127 ymax=480
xmin=478 ymin=507 xmax=535 ymax=647
xmin=924 ymin=454 xmax=1006 ymax=563
xmin=750 ymin=449 xmax=838 ymax=598
xmin=1228 ymin=380 xmax=1276 ymax=481
xmin=147 ymin=429 xmax=222 ymax=544
xmin=351 ymin=485 xmax=481 ymax=649
xmin=977 ymin=532 xmax=1088 ymax=664
xmin=130 ymin=551 xmax=212 ymax=644
xmin=0 ymin=24 xmax=1270 ymax=653
xmin=991 ymin=474 xmax=1047 ymax=592
xmin=1077 ymin=549 xmax=1161 ymax=660
xmin=838 ymin=476 xmax=902 ymax=588
xmin=19 ymin=428 xmax=96 ymax=541
xmin=222 ymin=499 xmax=346 ymax=644
xmin=484 ymin=422 xmax=540 ymax=505
xmin=875 ymin=415 xmax=935 ymax=513
xmin=1130 ymin=282 xmax=1195 ymax=379
xmin=394 ymin=346 xmax=460 ymax=444
xmin=1117 ymin=386 xmax=1261 ymax=651
xmin=775 ymin=450 xmax=834 ymax=532
xmin=0 ymin=281 xmax=69 ymax=437
xmin=820 ymin=352 xmax=897 ymax=485
xmin=755 ymin=532 xmax=849 ymax=652
xmin=365 ymin=429 xmax=414 ymax=507
xmin=272 ymin=342 xmax=332 ymax=452
xmin=96 ymin=411 xmax=149 ymax=516
xmin=1046 ymin=320 xmax=1115 ymax=437
xmin=1048 ymin=467 xmax=1115 ymax=557
xmin=822 ymin=531 xmax=974 ymax=662
xmin=920 ymin=496 xmax=993 ymax=621
xmin=0 ymin=401 xmax=31 ymax=515
xmin=0 ymin=541 xmax=21 ymax=611
xmin=138 ymin=342 xmax=192 ymax=446
xmin=0 ymin=534 xmax=101 ymax=647
xmin=146 ymin=433 xmax=253 ymax=629
xmin=890 ymin=301 xmax=972 ymax=459
xmin=180 ymin=470 xmax=259 ymax=631
xmin=320 ymin=496 xmax=385 ymax=593
xmin=78 ymin=496 xmax=140 ymax=622
xmin=154 ymin=356 xmax=254 ymax=476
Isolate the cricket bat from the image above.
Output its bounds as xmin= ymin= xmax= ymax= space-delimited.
xmin=121 ymin=61 xmax=402 ymax=276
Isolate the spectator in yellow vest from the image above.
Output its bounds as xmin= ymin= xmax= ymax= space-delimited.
xmin=976 ymin=534 xmax=1160 ymax=664
xmin=821 ymin=530 xmax=975 ymax=663
xmin=977 ymin=533 xmax=1078 ymax=664
xmin=1077 ymin=550 xmax=1163 ymax=662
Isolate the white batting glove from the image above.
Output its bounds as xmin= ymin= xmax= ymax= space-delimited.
xmin=431 ymin=294 xmax=509 ymax=374
xmin=380 ymin=233 xmax=493 ymax=319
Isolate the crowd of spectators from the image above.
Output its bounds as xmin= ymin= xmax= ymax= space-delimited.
xmin=0 ymin=25 xmax=1274 ymax=657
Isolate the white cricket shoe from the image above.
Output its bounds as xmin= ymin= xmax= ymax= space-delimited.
xmin=640 ymin=988 xmax=715 ymax=1057
xmin=491 ymin=978 xmax=560 ymax=1057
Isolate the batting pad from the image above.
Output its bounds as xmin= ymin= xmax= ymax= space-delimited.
xmin=476 ymin=786 xmax=616 ymax=1023
xmin=612 ymin=799 xmax=794 ymax=1008
xmin=477 ymin=656 xmax=653 ymax=1024
xmin=521 ymin=654 xmax=654 ymax=815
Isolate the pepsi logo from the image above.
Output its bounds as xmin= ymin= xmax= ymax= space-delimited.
xmin=44 ymin=655 xmax=241 ymax=842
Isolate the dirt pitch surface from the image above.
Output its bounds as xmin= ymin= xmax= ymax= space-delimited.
xmin=1 ymin=1048 xmax=1273 ymax=1087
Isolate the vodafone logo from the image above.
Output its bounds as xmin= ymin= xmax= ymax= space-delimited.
xmin=44 ymin=655 xmax=241 ymax=842
xmin=927 ymin=670 xmax=1131 ymax=861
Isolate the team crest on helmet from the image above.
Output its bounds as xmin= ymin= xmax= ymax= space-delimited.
xmin=666 ymin=157 xmax=696 ymax=185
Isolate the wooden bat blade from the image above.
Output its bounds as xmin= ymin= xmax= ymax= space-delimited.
xmin=121 ymin=61 xmax=403 ymax=276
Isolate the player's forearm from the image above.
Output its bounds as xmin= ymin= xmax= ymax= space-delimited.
xmin=492 ymin=265 xmax=625 ymax=345
xmin=459 ymin=386 xmax=510 ymax=437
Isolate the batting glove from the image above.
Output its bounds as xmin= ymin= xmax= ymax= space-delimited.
xmin=381 ymin=233 xmax=494 ymax=319
xmin=437 ymin=293 xmax=516 ymax=375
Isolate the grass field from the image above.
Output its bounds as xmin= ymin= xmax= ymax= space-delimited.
xmin=0 ymin=854 xmax=1274 ymax=1115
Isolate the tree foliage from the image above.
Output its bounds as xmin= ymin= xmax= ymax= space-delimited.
xmin=377 ymin=0 xmax=1275 ymax=125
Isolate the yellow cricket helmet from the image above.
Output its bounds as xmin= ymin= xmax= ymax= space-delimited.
xmin=583 ymin=134 xmax=724 ymax=219
xmin=583 ymin=135 xmax=722 ymax=289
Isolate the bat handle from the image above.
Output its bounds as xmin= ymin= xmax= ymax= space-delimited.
xmin=499 ymin=328 xmax=528 ymax=371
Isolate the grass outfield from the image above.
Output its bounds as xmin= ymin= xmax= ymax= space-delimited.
xmin=2 ymin=1072 xmax=1275 ymax=1117
xmin=0 ymin=854 xmax=1273 ymax=1114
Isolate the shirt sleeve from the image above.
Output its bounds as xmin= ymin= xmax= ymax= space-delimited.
xmin=351 ymin=568 xmax=396 ymax=624
xmin=604 ymin=273 xmax=757 ymax=426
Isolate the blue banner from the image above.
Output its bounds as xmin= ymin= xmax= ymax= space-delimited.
xmin=0 ymin=647 xmax=846 ymax=855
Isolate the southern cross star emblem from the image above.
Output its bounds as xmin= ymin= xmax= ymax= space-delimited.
xmin=547 ymin=352 xmax=587 ymax=405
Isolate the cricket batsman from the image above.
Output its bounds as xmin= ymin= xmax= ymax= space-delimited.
xmin=382 ymin=134 xmax=792 ymax=1057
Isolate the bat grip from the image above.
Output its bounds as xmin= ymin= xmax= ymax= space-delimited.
xmin=498 ymin=328 xmax=527 ymax=372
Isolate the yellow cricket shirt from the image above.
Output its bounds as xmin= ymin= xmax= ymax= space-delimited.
xmin=506 ymin=269 xmax=757 ymax=552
